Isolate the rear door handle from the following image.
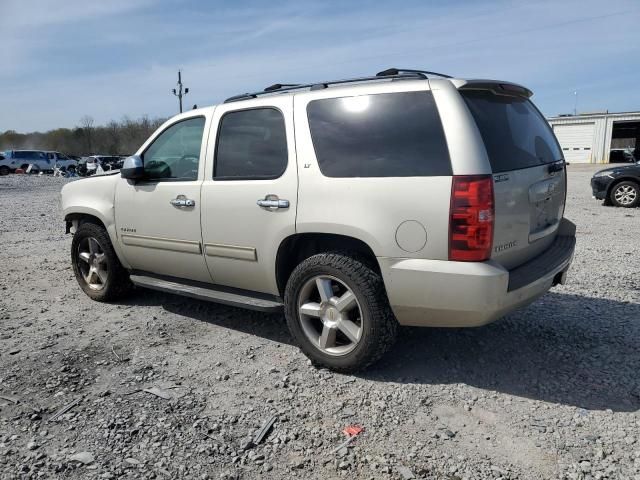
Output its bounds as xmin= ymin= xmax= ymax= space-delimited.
xmin=257 ymin=196 xmax=289 ymax=209
xmin=170 ymin=195 xmax=196 ymax=208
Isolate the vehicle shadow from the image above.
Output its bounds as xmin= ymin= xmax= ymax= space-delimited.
xmin=365 ymin=292 xmax=640 ymax=412
xmin=120 ymin=290 xmax=640 ymax=412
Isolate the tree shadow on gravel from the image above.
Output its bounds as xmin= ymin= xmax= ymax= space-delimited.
xmin=118 ymin=290 xmax=639 ymax=412
xmin=364 ymin=292 xmax=640 ymax=412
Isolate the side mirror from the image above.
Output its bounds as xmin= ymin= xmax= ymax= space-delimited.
xmin=121 ymin=155 xmax=144 ymax=180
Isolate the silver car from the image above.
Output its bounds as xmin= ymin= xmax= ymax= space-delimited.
xmin=61 ymin=68 xmax=576 ymax=371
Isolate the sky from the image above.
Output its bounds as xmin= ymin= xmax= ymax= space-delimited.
xmin=1 ymin=0 xmax=639 ymax=133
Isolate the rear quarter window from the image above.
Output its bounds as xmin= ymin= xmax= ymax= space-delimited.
xmin=461 ymin=90 xmax=562 ymax=173
xmin=307 ymin=91 xmax=451 ymax=177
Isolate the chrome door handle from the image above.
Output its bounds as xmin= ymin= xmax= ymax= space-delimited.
xmin=170 ymin=195 xmax=196 ymax=208
xmin=257 ymin=196 xmax=289 ymax=209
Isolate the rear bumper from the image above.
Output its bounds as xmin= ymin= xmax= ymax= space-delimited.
xmin=379 ymin=219 xmax=576 ymax=327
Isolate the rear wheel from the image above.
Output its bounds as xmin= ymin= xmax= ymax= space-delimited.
xmin=284 ymin=252 xmax=397 ymax=372
xmin=71 ymin=222 xmax=133 ymax=301
xmin=0 ymin=166 xmax=9 ymax=176
xmin=610 ymin=180 xmax=639 ymax=208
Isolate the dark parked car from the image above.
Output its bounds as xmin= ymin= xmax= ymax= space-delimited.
xmin=591 ymin=161 xmax=640 ymax=208
xmin=609 ymin=148 xmax=635 ymax=163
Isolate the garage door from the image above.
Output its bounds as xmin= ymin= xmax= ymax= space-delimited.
xmin=552 ymin=123 xmax=595 ymax=163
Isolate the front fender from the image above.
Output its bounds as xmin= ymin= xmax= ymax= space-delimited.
xmin=60 ymin=174 xmax=131 ymax=269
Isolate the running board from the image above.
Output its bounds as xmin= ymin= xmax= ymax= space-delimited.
xmin=129 ymin=274 xmax=284 ymax=313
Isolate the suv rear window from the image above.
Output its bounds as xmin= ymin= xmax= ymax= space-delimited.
xmin=307 ymin=91 xmax=451 ymax=177
xmin=461 ymin=90 xmax=562 ymax=173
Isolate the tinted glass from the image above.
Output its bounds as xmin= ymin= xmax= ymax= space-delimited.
xmin=215 ymin=108 xmax=287 ymax=179
xmin=307 ymin=91 xmax=451 ymax=177
xmin=143 ymin=117 xmax=205 ymax=180
xmin=15 ymin=151 xmax=44 ymax=160
xmin=462 ymin=90 xmax=562 ymax=173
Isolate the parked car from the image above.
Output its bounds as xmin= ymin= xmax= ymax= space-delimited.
xmin=0 ymin=150 xmax=50 ymax=174
xmin=591 ymin=160 xmax=640 ymax=208
xmin=78 ymin=155 xmax=125 ymax=176
xmin=609 ymin=148 xmax=636 ymax=163
xmin=46 ymin=151 xmax=79 ymax=172
xmin=61 ymin=68 xmax=576 ymax=371
xmin=92 ymin=155 xmax=125 ymax=171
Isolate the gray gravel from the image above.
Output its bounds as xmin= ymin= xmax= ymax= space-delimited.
xmin=0 ymin=165 xmax=638 ymax=479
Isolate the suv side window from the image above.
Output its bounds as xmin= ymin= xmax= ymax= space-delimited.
xmin=142 ymin=117 xmax=205 ymax=181
xmin=307 ymin=91 xmax=451 ymax=177
xmin=214 ymin=108 xmax=287 ymax=180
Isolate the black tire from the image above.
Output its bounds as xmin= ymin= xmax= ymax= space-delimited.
xmin=609 ymin=180 xmax=640 ymax=208
xmin=0 ymin=166 xmax=9 ymax=176
xmin=284 ymin=252 xmax=397 ymax=372
xmin=71 ymin=222 xmax=133 ymax=301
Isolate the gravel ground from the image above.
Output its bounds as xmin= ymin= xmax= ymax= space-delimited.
xmin=0 ymin=165 xmax=638 ymax=480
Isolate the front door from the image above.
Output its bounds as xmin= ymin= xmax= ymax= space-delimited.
xmin=114 ymin=115 xmax=213 ymax=283
xmin=201 ymin=97 xmax=297 ymax=295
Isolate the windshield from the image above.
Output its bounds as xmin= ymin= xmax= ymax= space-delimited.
xmin=462 ymin=90 xmax=562 ymax=173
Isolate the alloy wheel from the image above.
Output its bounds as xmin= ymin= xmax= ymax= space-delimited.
xmin=77 ymin=237 xmax=108 ymax=290
xmin=614 ymin=184 xmax=637 ymax=206
xmin=297 ymin=275 xmax=363 ymax=356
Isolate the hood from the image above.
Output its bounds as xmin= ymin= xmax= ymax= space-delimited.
xmin=593 ymin=163 xmax=640 ymax=176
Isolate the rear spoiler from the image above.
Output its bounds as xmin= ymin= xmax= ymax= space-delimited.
xmin=452 ymin=79 xmax=533 ymax=98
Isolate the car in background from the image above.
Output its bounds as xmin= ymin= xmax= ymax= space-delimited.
xmin=77 ymin=157 xmax=98 ymax=176
xmin=93 ymin=155 xmax=125 ymax=171
xmin=78 ymin=155 xmax=125 ymax=176
xmin=46 ymin=151 xmax=79 ymax=172
xmin=0 ymin=150 xmax=50 ymax=175
xmin=609 ymin=148 xmax=636 ymax=163
xmin=591 ymin=160 xmax=640 ymax=208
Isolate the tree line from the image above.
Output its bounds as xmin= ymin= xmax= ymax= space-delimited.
xmin=0 ymin=115 xmax=167 ymax=157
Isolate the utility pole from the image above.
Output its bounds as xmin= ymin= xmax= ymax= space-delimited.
xmin=172 ymin=70 xmax=189 ymax=113
xmin=573 ymin=90 xmax=578 ymax=116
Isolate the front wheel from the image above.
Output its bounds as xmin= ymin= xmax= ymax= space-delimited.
xmin=284 ymin=252 xmax=397 ymax=372
xmin=71 ymin=222 xmax=133 ymax=301
xmin=610 ymin=180 xmax=639 ymax=208
xmin=0 ymin=166 xmax=9 ymax=176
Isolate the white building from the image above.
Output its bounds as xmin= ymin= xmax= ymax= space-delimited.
xmin=547 ymin=111 xmax=640 ymax=164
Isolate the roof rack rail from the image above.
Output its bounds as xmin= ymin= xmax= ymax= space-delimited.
xmin=376 ymin=68 xmax=452 ymax=79
xmin=264 ymin=83 xmax=301 ymax=92
xmin=223 ymin=71 xmax=425 ymax=103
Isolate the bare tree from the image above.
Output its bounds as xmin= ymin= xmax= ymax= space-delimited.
xmin=0 ymin=115 xmax=166 ymax=156
xmin=79 ymin=115 xmax=94 ymax=154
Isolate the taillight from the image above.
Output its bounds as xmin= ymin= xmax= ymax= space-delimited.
xmin=449 ymin=175 xmax=494 ymax=262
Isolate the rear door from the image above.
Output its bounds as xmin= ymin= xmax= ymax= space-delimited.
xmin=200 ymin=97 xmax=297 ymax=295
xmin=461 ymin=90 xmax=566 ymax=269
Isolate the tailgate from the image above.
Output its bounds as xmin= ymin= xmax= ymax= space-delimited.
xmin=492 ymin=163 xmax=566 ymax=269
xmin=461 ymin=89 xmax=566 ymax=270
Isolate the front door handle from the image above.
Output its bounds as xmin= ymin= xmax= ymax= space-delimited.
xmin=170 ymin=195 xmax=196 ymax=208
xmin=257 ymin=195 xmax=289 ymax=209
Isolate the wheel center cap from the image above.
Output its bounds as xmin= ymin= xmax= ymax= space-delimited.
xmin=322 ymin=306 xmax=340 ymax=327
